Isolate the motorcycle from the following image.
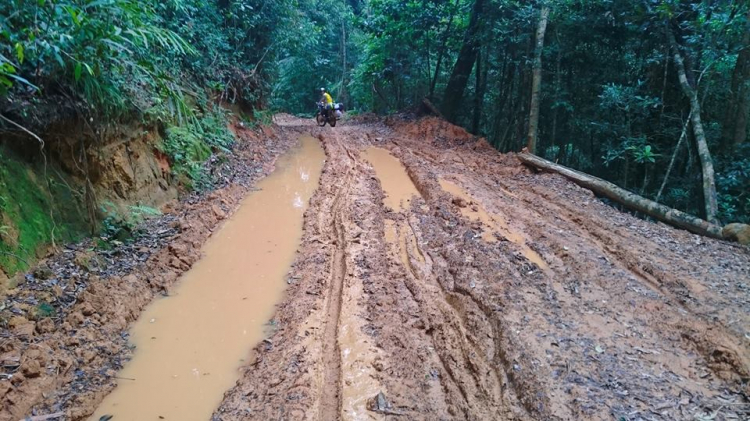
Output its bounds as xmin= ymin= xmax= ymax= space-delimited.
xmin=315 ymin=102 xmax=343 ymax=127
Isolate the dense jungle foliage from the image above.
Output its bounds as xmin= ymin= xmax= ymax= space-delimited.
xmin=0 ymin=0 xmax=748 ymax=273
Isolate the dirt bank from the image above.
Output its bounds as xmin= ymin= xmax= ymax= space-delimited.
xmin=2 ymin=115 xmax=749 ymax=421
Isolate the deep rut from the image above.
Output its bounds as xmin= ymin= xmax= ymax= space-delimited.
xmin=318 ymin=133 xmax=355 ymax=421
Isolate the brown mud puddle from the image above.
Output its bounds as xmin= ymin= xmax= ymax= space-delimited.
xmin=361 ymin=147 xmax=421 ymax=211
xmin=439 ymin=178 xmax=550 ymax=272
xmin=365 ymin=147 xmax=426 ymax=274
xmin=89 ymin=135 xmax=324 ymax=421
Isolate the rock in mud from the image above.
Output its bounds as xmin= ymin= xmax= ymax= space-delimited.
xmin=452 ymin=197 xmax=468 ymax=208
xmin=211 ymin=204 xmax=227 ymax=220
xmin=35 ymin=318 xmax=55 ymax=334
xmin=367 ymin=391 xmax=402 ymax=415
xmin=9 ymin=316 xmax=35 ymax=337
xmin=33 ymin=264 xmax=55 ymax=280
xmin=722 ymin=223 xmax=750 ymax=245
xmin=20 ymin=359 xmax=42 ymax=378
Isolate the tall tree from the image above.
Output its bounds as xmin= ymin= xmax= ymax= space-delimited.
xmin=526 ymin=5 xmax=550 ymax=154
xmin=669 ymin=28 xmax=719 ymax=224
xmin=441 ymin=0 xmax=486 ymax=123
xmin=472 ymin=48 xmax=485 ymax=134
xmin=429 ymin=0 xmax=460 ymax=100
xmin=722 ymin=8 xmax=750 ymax=148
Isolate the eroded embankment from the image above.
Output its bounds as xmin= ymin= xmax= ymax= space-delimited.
xmin=0 ymin=123 xmax=298 ymax=421
xmin=215 ymin=116 xmax=749 ymax=421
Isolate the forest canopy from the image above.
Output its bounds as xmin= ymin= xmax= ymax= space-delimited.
xmin=1 ymin=0 xmax=749 ymax=224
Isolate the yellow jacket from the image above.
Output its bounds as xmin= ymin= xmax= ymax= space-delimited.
xmin=322 ymin=92 xmax=333 ymax=105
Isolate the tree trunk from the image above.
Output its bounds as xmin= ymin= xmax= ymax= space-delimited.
xmin=441 ymin=0 xmax=486 ymax=123
xmin=526 ymin=6 xmax=550 ymax=154
xmin=472 ymin=49 xmax=484 ymax=134
xmin=421 ymin=98 xmax=445 ymax=119
xmin=339 ymin=19 xmax=348 ymax=104
xmin=517 ymin=153 xmax=724 ymax=239
xmin=429 ymin=0 xmax=460 ymax=100
xmin=656 ymin=110 xmax=692 ymax=203
xmin=551 ymin=29 xmax=562 ymax=149
xmin=669 ymin=29 xmax=719 ymax=224
xmin=722 ymin=9 xmax=750 ymax=148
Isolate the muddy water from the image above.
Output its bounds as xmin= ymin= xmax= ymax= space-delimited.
xmin=362 ymin=147 xmax=421 ymax=211
xmin=439 ymin=178 xmax=550 ymax=272
xmin=90 ymin=136 xmax=324 ymax=421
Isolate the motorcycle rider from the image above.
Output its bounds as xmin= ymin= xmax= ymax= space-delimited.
xmin=319 ymin=88 xmax=334 ymax=118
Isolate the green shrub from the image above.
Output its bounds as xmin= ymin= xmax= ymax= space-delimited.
xmin=159 ymin=108 xmax=234 ymax=190
xmin=100 ymin=202 xmax=161 ymax=243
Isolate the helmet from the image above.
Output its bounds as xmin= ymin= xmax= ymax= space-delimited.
xmin=320 ymin=88 xmax=326 ymax=92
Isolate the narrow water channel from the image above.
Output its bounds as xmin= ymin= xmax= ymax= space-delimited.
xmin=90 ymin=135 xmax=325 ymax=421
xmin=361 ymin=147 xmax=421 ymax=211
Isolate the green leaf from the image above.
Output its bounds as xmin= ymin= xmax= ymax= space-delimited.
xmin=74 ymin=62 xmax=82 ymax=81
xmin=6 ymin=73 xmax=39 ymax=91
xmin=54 ymin=51 xmax=65 ymax=68
xmin=83 ymin=62 xmax=94 ymax=76
xmin=14 ymin=43 xmax=24 ymax=64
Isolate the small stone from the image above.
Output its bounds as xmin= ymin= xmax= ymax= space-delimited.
xmin=80 ymin=303 xmax=96 ymax=317
xmin=33 ymin=264 xmax=54 ymax=280
xmin=67 ymin=311 xmax=85 ymax=327
xmin=211 ymin=204 xmax=226 ymax=220
xmin=35 ymin=318 xmax=55 ymax=334
xmin=21 ymin=359 xmax=41 ymax=378
xmin=9 ymin=316 xmax=35 ymax=337
xmin=452 ymin=197 xmax=468 ymax=208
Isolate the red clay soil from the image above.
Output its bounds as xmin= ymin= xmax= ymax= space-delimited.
xmin=215 ymin=116 xmax=749 ymax=421
xmin=2 ymin=115 xmax=749 ymax=421
xmin=0 ymin=123 xmax=296 ymax=421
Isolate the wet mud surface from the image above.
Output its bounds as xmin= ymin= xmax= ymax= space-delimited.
xmin=216 ymin=116 xmax=750 ymax=421
xmin=3 ymin=115 xmax=750 ymax=420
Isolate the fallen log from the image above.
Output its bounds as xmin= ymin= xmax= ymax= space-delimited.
xmin=517 ymin=153 xmax=725 ymax=240
xmin=421 ymin=97 xmax=446 ymax=120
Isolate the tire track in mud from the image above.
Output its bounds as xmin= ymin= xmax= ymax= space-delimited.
xmin=208 ymin=117 xmax=748 ymax=421
xmin=388 ymin=129 xmax=749 ymax=417
xmin=364 ymin=146 xmax=522 ymax=419
xmin=317 ymin=133 xmax=355 ymax=421
xmin=484 ymin=173 xmax=750 ymax=383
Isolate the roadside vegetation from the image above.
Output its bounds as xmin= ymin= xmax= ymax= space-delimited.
xmin=1 ymin=0 xmax=749 ymax=276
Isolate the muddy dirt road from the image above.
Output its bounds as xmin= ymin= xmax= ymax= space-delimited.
xmin=3 ymin=115 xmax=750 ymax=421
xmin=215 ymin=116 xmax=750 ymax=421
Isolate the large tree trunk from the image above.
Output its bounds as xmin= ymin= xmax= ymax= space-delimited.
xmin=517 ymin=153 xmax=724 ymax=239
xmin=722 ymin=9 xmax=750 ymax=148
xmin=669 ymin=29 xmax=719 ymax=224
xmin=551 ymin=29 xmax=562 ymax=150
xmin=526 ymin=6 xmax=550 ymax=154
xmin=429 ymin=0 xmax=460 ymax=100
xmin=441 ymin=0 xmax=485 ymax=123
xmin=472 ymin=49 xmax=484 ymax=134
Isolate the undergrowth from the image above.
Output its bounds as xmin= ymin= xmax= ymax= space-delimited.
xmin=99 ymin=202 xmax=161 ymax=246
xmin=159 ymin=108 xmax=234 ymax=190
xmin=0 ymin=148 xmax=88 ymax=276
